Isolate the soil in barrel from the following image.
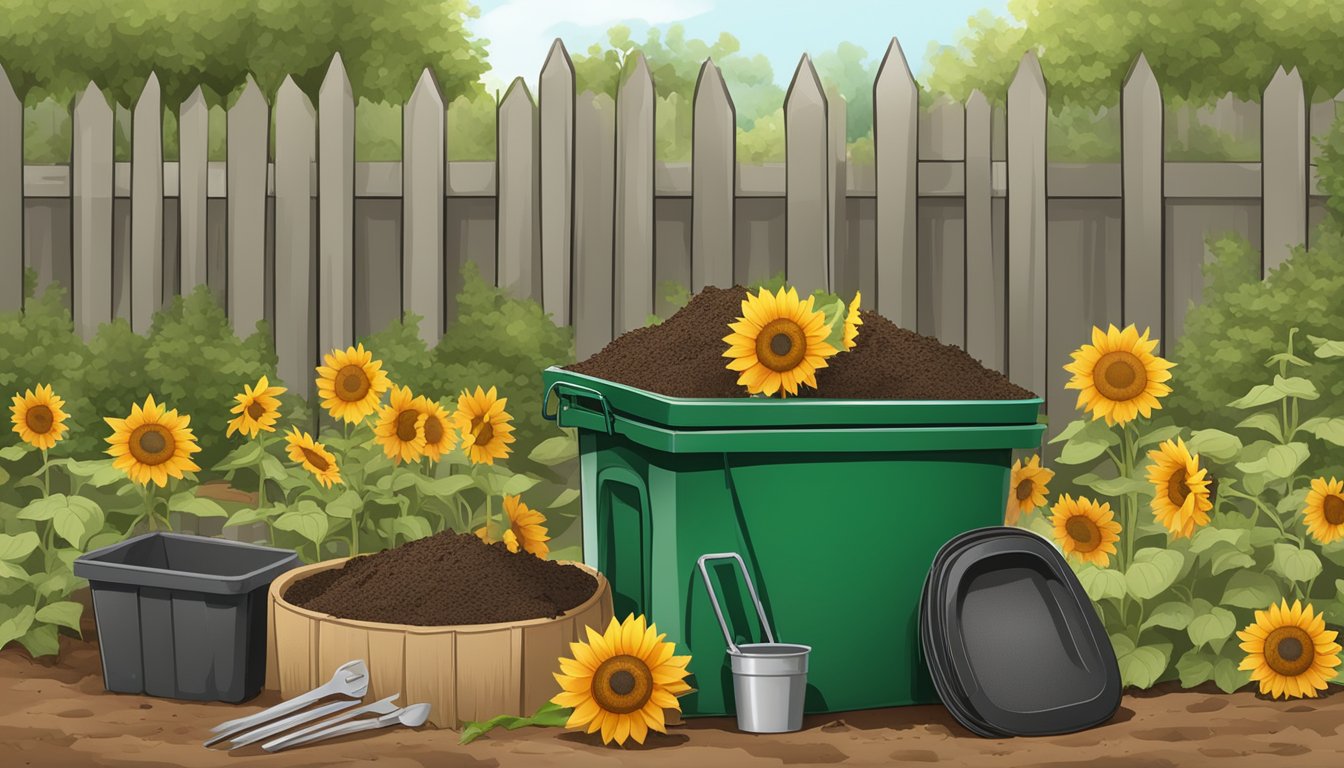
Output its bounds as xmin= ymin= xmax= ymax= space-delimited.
xmin=566 ymin=286 xmax=1035 ymax=400
xmin=284 ymin=530 xmax=597 ymax=626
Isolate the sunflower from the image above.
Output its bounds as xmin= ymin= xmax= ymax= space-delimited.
xmin=842 ymin=291 xmax=862 ymax=351
xmin=284 ymin=427 xmax=342 ymax=488
xmin=1064 ymin=324 xmax=1175 ymax=426
xmin=476 ymin=494 xmax=551 ymax=558
xmin=453 ymin=386 xmax=515 ymax=465
xmin=1145 ymin=437 xmax=1213 ymax=539
xmin=104 ymin=395 xmax=201 ymax=487
xmin=1050 ymin=494 xmax=1121 ymax=567
xmin=314 ymin=343 xmax=391 ymax=424
xmin=1237 ymin=599 xmax=1340 ymax=699
xmin=414 ymin=395 xmax=457 ymax=462
xmin=722 ymin=286 xmax=838 ymax=397
xmin=1303 ymin=476 xmax=1344 ymax=545
xmin=225 ymin=375 xmax=286 ymax=438
xmin=1005 ymin=454 xmax=1054 ymax=526
xmin=552 ymin=614 xmax=692 ymax=746
xmin=372 ymin=385 xmax=426 ymax=464
xmin=10 ymin=384 xmax=69 ymax=450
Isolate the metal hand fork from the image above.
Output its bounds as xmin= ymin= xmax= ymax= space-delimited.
xmin=262 ymin=703 xmax=431 ymax=752
xmin=205 ymin=660 xmax=368 ymax=746
xmin=226 ymin=697 xmax=365 ymax=749
xmin=254 ymin=694 xmax=402 ymax=752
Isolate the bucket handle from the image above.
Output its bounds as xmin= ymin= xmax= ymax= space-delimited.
xmin=542 ymin=381 xmax=613 ymax=434
xmin=696 ymin=552 xmax=777 ymax=655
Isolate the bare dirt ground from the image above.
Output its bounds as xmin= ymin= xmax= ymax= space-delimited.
xmin=3 ymin=627 xmax=1343 ymax=768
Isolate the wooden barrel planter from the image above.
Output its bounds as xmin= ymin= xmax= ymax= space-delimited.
xmin=264 ymin=557 xmax=613 ymax=729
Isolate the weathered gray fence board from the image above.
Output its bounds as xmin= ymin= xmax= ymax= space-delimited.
xmin=827 ymin=88 xmax=850 ymax=296
xmin=178 ymin=87 xmax=208 ymax=293
xmin=227 ymin=79 xmax=269 ymax=335
xmin=131 ymin=73 xmax=163 ymax=332
xmin=917 ymin=199 xmax=965 ymax=347
xmin=785 ymin=55 xmax=830 ymax=296
xmin=539 ymin=40 xmax=574 ymax=323
xmin=847 ymin=197 xmax=876 ymax=302
xmin=920 ymin=96 xmax=965 ymax=161
xmin=72 ymin=82 xmax=114 ymax=339
xmin=1122 ymin=54 xmax=1164 ymax=347
xmin=274 ymin=77 xmax=316 ymax=398
xmin=1006 ymin=52 xmax=1048 ymax=400
xmin=446 ymin=197 xmax=498 ymax=311
xmin=112 ymin=199 xmax=130 ymax=321
xmin=655 ymin=198 xmax=692 ymax=317
xmin=614 ymin=55 xmax=655 ymax=334
xmin=0 ymin=64 xmax=21 ymax=311
xmin=573 ymin=91 xmax=616 ymax=360
xmin=734 ymin=197 xmax=786 ymax=286
xmin=497 ymin=78 xmax=541 ymax=303
xmin=874 ymin=39 xmax=918 ymax=328
xmin=206 ymin=197 xmax=227 ymax=307
xmin=1261 ymin=67 xmax=1307 ymax=274
xmin=402 ymin=69 xmax=445 ymax=343
xmin=964 ymin=90 xmax=1002 ymax=372
xmin=318 ymin=54 xmax=355 ymax=357
xmin=1164 ymin=200 xmax=1263 ymax=344
xmin=691 ymin=59 xmax=735 ymax=291
xmin=354 ymin=198 xmax=402 ymax=340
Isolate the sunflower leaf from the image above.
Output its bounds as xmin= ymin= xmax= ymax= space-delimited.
xmin=1307 ymin=334 xmax=1344 ymax=359
xmin=1188 ymin=527 xmax=1247 ymax=555
xmin=1076 ymin=565 xmax=1125 ymax=602
xmin=501 ymin=473 xmax=541 ymax=498
xmin=225 ymin=505 xmax=275 ymax=528
xmin=1124 ymin=549 xmax=1184 ymax=600
xmin=817 ymin=298 xmax=848 ymax=353
xmin=1056 ymin=419 xmax=1121 ymax=465
xmin=1136 ymin=425 xmax=1184 ymax=448
xmin=1236 ymin=442 xmax=1309 ymax=480
xmin=325 ymin=491 xmax=363 ymax=520
xmin=167 ymin=493 xmax=227 ymax=519
xmin=459 ymin=701 xmax=572 ymax=745
xmin=1221 ymin=570 xmax=1282 ymax=609
xmin=548 ymin=488 xmax=580 ymax=509
xmin=1273 ymin=375 xmax=1319 ymax=401
xmin=388 ymin=517 xmax=432 ymax=543
xmin=1116 ymin=643 xmax=1171 ymax=688
xmin=1141 ymin=601 xmax=1195 ymax=631
xmin=1212 ymin=657 xmax=1251 ymax=694
xmin=212 ymin=441 xmax=266 ymax=472
xmin=0 ymin=606 xmax=35 ymax=651
xmin=273 ymin=503 xmax=329 ymax=545
xmin=1229 ymin=383 xmax=1288 ymax=409
xmin=1185 ymin=429 xmax=1242 ymax=463
xmin=1076 ymin=474 xmax=1151 ymax=498
xmin=0 ymin=532 xmax=40 ymax=563
xmin=0 ymin=444 xmax=30 ymax=462
xmin=1298 ymin=416 xmax=1344 ymax=447
xmin=1187 ymin=606 xmax=1237 ymax=650
xmin=17 ymin=623 xmax=60 ymax=658
xmin=1235 ymin=412 xmax=1284 ymax=443
xmin=1269 ymin=544 xmax=1322 ymax=583
xmin=34 ymin=601 xmax=83 ymax=633
xmin=1207 ymin=544 xmax=1256 ymax=576
xmin=1176 ymin=647 xmax=1216 ymax=688
xmin=528 ymin=435 xmax=578 ymax=466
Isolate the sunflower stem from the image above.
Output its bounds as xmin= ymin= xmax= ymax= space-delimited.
xmin=40 ymin=448 xmax=50 ymax=498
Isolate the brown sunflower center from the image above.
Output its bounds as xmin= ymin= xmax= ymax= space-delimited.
xmin=1264 ymin=626 xmax=1315 ymax=677
xmin=755 ymin=318 xmax=807 ymax=373
xmin=1015 ymin=479 xmax=1035 ymax=501
xmin=1093 ymin=351 xmax=1148 ymax=401
xmin=1065 ymin=515 xmax=1101 ymax=553
xmin=25 ymin=404 xmax=54 ymax=434
xmin=301 ymin=447 xmax=330 ymax=472
xmin=424 ymin=414 xmax=445 ymax=445
xmin=395 ymin=410 xmax=420 ymax=442
xmin=473 ymin=418 xmax=494 ymax=448
xmin=1324 ymin=495 xmax=1344 ymax=526
xmin=246 ymin=401 xmax=266 ymax=420
xmin=591 ymin=654 xmax=653 ymax=714
xmin=336 ymin=365 xmax=371 ymax=401
xmin=1167 ymin=468 xmax=1191 ymax=507
xmin=128 ymin=424 xmax=175 ymax=466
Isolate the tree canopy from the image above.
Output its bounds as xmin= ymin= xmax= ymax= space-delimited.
xmin=0 ymin=0 xmax=489 ymax=106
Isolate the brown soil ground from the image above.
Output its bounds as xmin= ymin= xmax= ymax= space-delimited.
xmin=3 ymin=625 xmax=1343 ymax=768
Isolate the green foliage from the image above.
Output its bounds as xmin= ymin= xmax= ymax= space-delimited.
xmin=0 ymin=1 xmax=488 ymax=107
xmin=459 ymin=701 xmax=571 ymax=745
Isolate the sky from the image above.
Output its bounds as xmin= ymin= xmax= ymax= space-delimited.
xmin=469 ymin=0 xmax=1011 ymax=92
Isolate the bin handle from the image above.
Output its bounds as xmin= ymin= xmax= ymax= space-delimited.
xmin=542 ymin=381 xmax=613 ymax=434
xmin=696 ymin=552 xmax=776 ymax=655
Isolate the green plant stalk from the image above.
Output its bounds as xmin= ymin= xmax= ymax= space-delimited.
xmin=41 ymin=448 xmax=50 ymax=498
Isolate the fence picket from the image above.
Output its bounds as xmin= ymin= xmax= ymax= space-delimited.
xmin=1262 ymin=67 xmax=1307 ymax=274
xmin=72 ymin=82 xmax=114 ymax=339
xmin=827 ymin=87 xmax=850 ymax=296
xmin=227 ymin=78 xmax=269 ymax=336
xmin=614 ymin=54 xmax=654 ymax=333
xmin=539 ymin=40 xmax=575 ymax=323
xmin=0 ymin=64 xmax=20 ymax=311
xmin=785 ymin=55 xmax=830 ymax=296
xmin=573 ymin=92 xmax=616 ymax=360
xmin=497 ymin=78 xmax=541 ymax=303
xmin=318 ymin=53 xmax=355 ymax=358
xmin=692 ymin=59 xmax=735 ymax=292
xmin=963 ymin=90 xmax=1002 ymax=372
xmin=131 ymin=73 xmax=164 ymax=333
xmin=1006 ymin=51 xmax=1048 ymax=400
xmin=178 ymin=87 xmax=208 ymax=294
xmin=403 ymin=68 xmax=445 ymax=344
xmin=274 ymin=76 xmax=316 ymax=400
xmin=1121 ymin=54 xmax=1164 ymax=348
xmin=873 ymin=38 xmax=918 ymax=328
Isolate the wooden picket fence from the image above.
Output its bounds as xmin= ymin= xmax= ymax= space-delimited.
xmin=0 ymin=40 xmax=1335 ymax=417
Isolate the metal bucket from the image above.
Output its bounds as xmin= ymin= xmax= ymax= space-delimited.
xmin=697 ymin=553 xmax=811 ymax=733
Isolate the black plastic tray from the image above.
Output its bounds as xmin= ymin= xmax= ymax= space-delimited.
xmin=920 ymin=527 xmax=1121 ymax=737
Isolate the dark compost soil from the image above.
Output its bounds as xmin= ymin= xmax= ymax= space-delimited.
xmin=566 ymin=286 xmax=1035 ymax=400
xmin=283 ymin=530 xmax=597 ymax=626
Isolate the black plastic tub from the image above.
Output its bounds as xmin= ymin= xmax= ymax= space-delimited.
xmin=73 ymin=532 xmax=298 ymax=702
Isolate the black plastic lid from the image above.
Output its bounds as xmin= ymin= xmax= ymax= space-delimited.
xmin=920 ymin=527 xmax=1122 ymax=737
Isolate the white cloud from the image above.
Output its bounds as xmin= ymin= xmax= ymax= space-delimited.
xmin=472 ymin=0 xmax=713 ymax=91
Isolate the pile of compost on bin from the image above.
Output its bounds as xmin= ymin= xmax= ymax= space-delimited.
xmin=566 ymin=286 xmax=1035 ymax=400
xmin=284 ymin=531 xmax=597 ymax=626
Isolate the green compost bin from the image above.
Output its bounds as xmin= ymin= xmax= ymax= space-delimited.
xmin=541 ymin=367 xmax=1046 ymax=716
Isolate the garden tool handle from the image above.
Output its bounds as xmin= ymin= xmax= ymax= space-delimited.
xmin=696 ymin=552 xmax=777 ymax=655
xmin=542 ymin=381 xmax=613 ymax=434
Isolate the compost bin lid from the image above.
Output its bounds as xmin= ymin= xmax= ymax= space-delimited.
xmin=920 ymin=527 xmax=1122 ymax=737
